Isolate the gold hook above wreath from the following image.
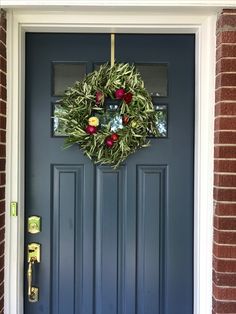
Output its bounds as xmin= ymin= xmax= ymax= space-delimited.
xmin=111 ymin=33 xmax=115 ymax=66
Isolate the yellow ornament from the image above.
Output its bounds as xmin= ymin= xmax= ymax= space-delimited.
xmin=88 ymin=116 xmax=99 ymax=127
xmin=131 ymin=121 xmax=137 ymax=128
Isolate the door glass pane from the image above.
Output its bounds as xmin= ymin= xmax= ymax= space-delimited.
xmin=53 ymin=63 xmax=87 ymax=96
xmin=96 ymin=99 xmax=124 ymax=132
xmin=154 ymin=104 xmax=168 ymax=137
xmin=135 ymin=64 xmax=168 ymax=97
xmin=94 ymin=63 xmax=168 ymax=97
xmin=53 ymin=104 xmax=67 ymax=137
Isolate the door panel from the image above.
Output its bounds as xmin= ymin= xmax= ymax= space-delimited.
xmin=52 ymin=165 xmax=84 ymax=314
xmin=25 ymin=33 xmax=194 ymax=314
xmin=136 ymin=166 xmax=166 ymax=314
xmin=95 ymin=167 xmax=126 ymax=314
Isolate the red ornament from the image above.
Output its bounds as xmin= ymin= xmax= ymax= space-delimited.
xmin=123 ymin=92 xmax=133 ymax=104
xmin=111 ymin=133 xmax=119 ymax=142
xmin=105 ymin=136 xmax=114 ymax=148
xmin=115 ymin=88 xmax=126 ymax=99
xmin=122 ymin=115 xmax=129 ymax=125
xmin=96 ymin=91 xmax=104 ymax=104
xmin=85 ymin=125 xmax=97 ymax=135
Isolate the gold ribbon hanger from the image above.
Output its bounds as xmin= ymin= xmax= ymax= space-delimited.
xmin=111 ymin=33 xmax=115 ymax=66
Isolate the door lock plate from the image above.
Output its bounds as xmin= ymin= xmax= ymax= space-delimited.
xmin=28 ymin=216 xmax=41 ymax=234
xmin=28 ymin=243 xmax=41 ymax=263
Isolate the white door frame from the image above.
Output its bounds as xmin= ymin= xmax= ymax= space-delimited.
xmin=5 ymin=7 xmax=216 ymax=314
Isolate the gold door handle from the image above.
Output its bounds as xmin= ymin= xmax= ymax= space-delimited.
xmin=27 ymin=243 xmax=41 ymax=302
xmin=27 ymin=258 xmax=37 ymax=301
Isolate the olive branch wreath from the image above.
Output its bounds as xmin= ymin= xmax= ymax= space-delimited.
xmin=56 ymin=62 xmax=160 ymax=168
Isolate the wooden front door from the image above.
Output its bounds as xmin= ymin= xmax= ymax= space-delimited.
xmin=25 ymin=33 xmax=194 ymax=314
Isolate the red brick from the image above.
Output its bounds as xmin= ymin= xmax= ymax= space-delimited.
xmin=217 ymin=15 xmax=236 ymax=29
xmin=0 ymin=253 xmax=4 ymax=271
xmin=215 ymin=203 xmax=236 ymax=216
xmin=214 ymin=187 xmax=236 ymax=201
xmin=0 ymin=295 xmax=4 ymax=312
xmin=213 ymin=257 xmax=236 ymax=272
xmin=0 ymin=282 xmax=4 ymax=299
xmin=214 ymin=159 xmax=236 ymax=173
xmin=0 ymin=254 xmax=4 ymax=270
xmin=215 ymin=131 xmax=236 ymax=145
xmin=0 ymin=188 xmax=5 ymax=201
xmin=0 ymin=131 xmax=6 ymax=144
xmin=0 ymin=117 xmax=6 ymax=130
xmin=213 ymin=283 xmax=236 ymax=300
xmin=0 ymin=160 xmax=5 ymax=172
xmin=215 ymin=102 xmax=236 ymax=116
xmin=214 ymin=146 xmax=236 ymax=159
xmin=214 ymin=242 xmax=236 ymax=258
xmin=0 ymin=30 xmax=6 ymax=46
xmin=214 ymin=230 xmax=236 ymax=245
xmin=0 ymin=214 xmax=5 ymax=230
xmin=0 ymin=13 xmax=6 ymax=31
xmin=0 ymin=174 xmax=5 ymax=186
xmin=0 ymin=42 xmax=6 ymax=59
xmin=0 ymin=86 xmax=6 ymax=101
xmin=216 ymin=45 xmax=236 ymax=61
xmin=0 ymin=226 xmax=5 ymax=240
xmin=0 ymin=72 xmax=6 ymax=88
xmin=0 ymin=145 xmax=5 ymax=158
xmin=214 ymin=216 xmax=236 ymax=230
xmin=0 ymin=268 xmax=4 ymax=284
xmin=0 ymin=284 xmax=3 ymax=307
xmin=213 ymin=270 xmax=236 ymax=286
xmin=0 ymin=101 xmax=6 ymax=116
xmin=217 ymin=31 xmax=236 ymax=46
xmin=0 ymin=131 xmax=5 ymax=144
xmin=216 ymin=73 xmax=236 ymax=88
xmin=0 ymin=56 xmax=6 ymax=73
xmin=0 ymin=241 xmax=4 ymax=257
xmin=213 ymin=299 xmax=236 ymax=313
xmin=215 ymin=117 xmax=236 ymax=130
xmin=0 ymin=282 xmax=4 ymax=298
xmin=0 ymin=201 xmax=5 ymax=215
xmin=214 ymin=174 xmax=236 ymax=187
xmin=216 ymin=58 xmax=236 ymax=74
xmin=222 ymin=10 xmax=236 ymax=14
xmin=215 ymin=88 xmax=236 ymax=102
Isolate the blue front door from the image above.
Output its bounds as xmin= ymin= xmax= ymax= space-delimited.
xmin=25 ymin=33 xmax=194 ymax=314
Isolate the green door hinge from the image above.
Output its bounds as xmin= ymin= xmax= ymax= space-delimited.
xmin=10 ymin=202 xmax=18 ymax=217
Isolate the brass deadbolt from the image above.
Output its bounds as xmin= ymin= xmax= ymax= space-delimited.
xmin=28 ymin=216 xmax=41 ymax=234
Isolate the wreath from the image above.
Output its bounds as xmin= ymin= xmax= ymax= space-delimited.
xmin=56 ymin=63 xmax=159 ymax=168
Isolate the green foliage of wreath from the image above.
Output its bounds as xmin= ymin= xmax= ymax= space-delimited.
xmin=56 ymin=63 xmax=159 ymax=168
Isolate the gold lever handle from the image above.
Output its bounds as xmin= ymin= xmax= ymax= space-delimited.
xmin=27 ymin=258 xmax=34 ymax=299
xmin=27 ymin=243 xmax=41 ymax=302
xmin=27 ymin=257 xmax=39 ymax=302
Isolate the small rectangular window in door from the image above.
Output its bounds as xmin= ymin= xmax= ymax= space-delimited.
xmin=52 ymin=104 xmax=67 ymax=137
xmin=52 ymin=62 xmax=87 ymax=96
xmin=155 ymin=104 xmax=168 ymax=137
xmin=135 ymin=63 xmax=168 ymax=97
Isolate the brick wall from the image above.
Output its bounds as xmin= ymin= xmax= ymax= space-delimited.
xmin=213 ymin=9 xmax=236 ymax=314
xmin=0 ymin=9 xmax=6 ymax=314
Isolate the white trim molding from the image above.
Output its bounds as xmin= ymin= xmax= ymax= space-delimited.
xmin=1 ymin=0 xmax=236 ymax=8
xmin=5 ymin=7 xmax=216 ymax=314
